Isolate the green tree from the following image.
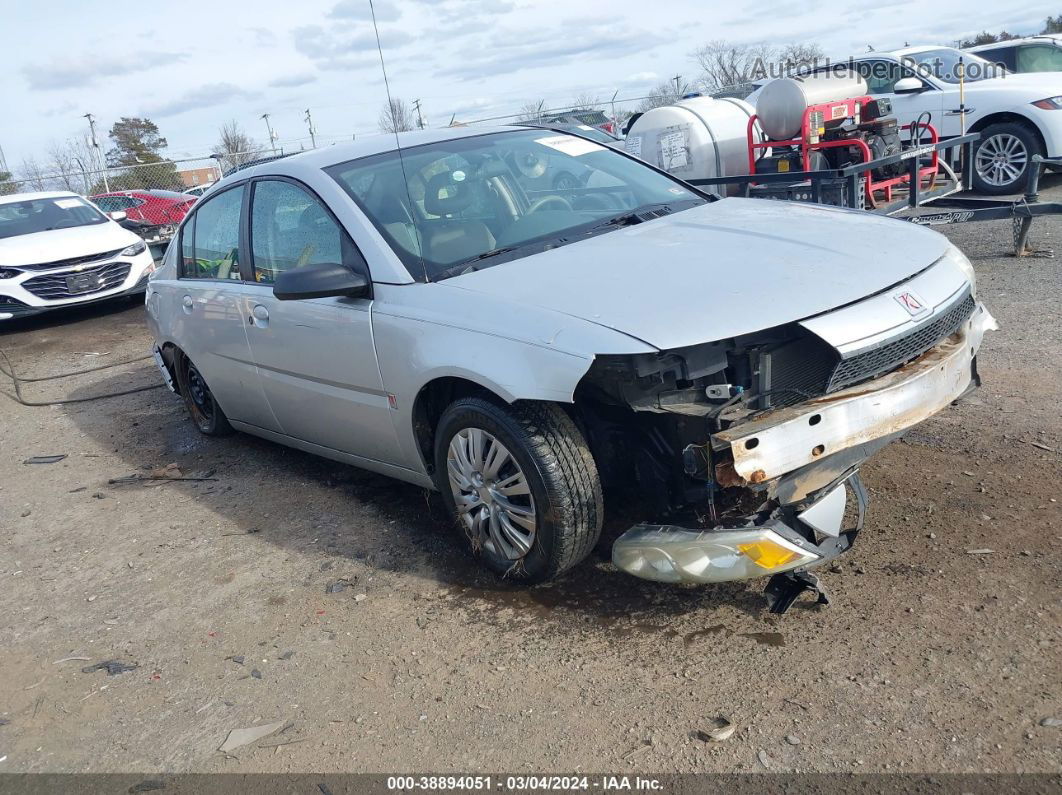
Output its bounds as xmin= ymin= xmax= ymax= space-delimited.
xmin=104 ymin=117 xmax=181 ymax=191
xmin=0 ymin=170 xmax=18 ymax=196
xmin=959 ymin=30 xmax=1019 ymax=48
xmin=1044 ymin=15 xmax=1062 ymax=33
xmin=105 ymin=117 xmax=168 ymax=166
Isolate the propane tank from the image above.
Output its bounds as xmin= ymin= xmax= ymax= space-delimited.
xmin=624 ymin=96 xmax=763 ymax=196
xmin=755 ymin=71 xmax=869 ymax=141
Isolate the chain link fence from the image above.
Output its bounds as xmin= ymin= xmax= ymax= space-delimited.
xmin=0 ymin=152 xmax=276 ymax=199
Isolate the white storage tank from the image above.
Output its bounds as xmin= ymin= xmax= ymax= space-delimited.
xmin=624 ymin=96 xmax=763 ymax=196
xmin=755 ymin=72 xmax=869 ymax=141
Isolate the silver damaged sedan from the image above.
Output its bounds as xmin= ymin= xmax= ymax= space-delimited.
xmin=146 ymin=126 xmax=996 ymax=611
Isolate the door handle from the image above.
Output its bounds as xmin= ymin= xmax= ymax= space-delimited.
xmin=182 ymin=295 xmax=193 ymax=314
xmin=249 ymin=304 xmax=269 ymax=328
xmin=944 ymin=108 xmax=974 ymax=116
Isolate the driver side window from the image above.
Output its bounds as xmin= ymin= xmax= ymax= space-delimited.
xmin=858 ymin=60 xmax=904 ymax=94
xmin=250 ymin=180 xmax=346 ymax=284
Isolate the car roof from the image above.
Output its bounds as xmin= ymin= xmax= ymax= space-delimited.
xmin=968 ymin=34 xmax=1062 ymax=51
xmin=223 ymin=126 xmax=518 ymax=183
xmin=0 ymin=190 xmax=80 ymax=205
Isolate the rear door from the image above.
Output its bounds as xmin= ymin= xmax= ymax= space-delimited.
xmin=172 ymin=184 xmax=279 ymax=431
xmin=237 ymin=177 xmax=402 ymax=464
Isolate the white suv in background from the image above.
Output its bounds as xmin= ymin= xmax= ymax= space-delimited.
xmin=967 ymin=35 xmax=1062 ymax=75
xmin=0 ymin=191 xmax=156 ymax=321
xmin=750 ymin=46 xmax=1062 ymax=193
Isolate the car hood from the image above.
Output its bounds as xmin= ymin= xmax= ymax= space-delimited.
xmin=966 ymin=71 xmax=1061 ymax=96
xmin=0 ymin=222 xmax=137 ymax=267
xmin=446 ymin=199 xmax=952 ymax=350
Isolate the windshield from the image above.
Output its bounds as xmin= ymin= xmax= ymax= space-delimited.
xmin=0 ymin=196 xmax=108 ymax=240
xmin=327 ymin=129 xmax=706 ymax=282
xmin=902 ymin=48 xmax=1005 ymax=83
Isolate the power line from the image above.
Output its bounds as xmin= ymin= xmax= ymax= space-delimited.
xmin=82 ymin=113 xmax=109 ymax=192
xmin=412 ymin=99 xmax=425 ymax=129
xmin=304 ymin=109 xmax=317 ymax=148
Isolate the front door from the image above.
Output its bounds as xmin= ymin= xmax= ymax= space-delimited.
xmin=238 ymin=178 xmax=402 ymax=465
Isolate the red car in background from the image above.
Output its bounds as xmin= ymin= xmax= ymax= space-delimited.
xmin=90 ymin=190 xmax=195 ymax=226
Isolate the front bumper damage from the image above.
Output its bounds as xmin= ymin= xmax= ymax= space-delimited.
xmin=613 ymin=302 xmax=997 ymax=609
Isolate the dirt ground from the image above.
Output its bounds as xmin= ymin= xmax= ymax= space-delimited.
xmin=1 ymin=179 xmax=1060 ymax=776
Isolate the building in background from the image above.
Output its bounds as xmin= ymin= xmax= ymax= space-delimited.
xmin=177 ymin=166 xmax=220 ymax=188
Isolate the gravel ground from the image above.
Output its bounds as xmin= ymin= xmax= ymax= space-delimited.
xmin=0 ymin=177 xmax=1059 ymax=775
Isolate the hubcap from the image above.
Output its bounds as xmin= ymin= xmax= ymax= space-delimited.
xmin=975 ymin=133 xmax=1028 ymax=187
xmin=446 ymin=428 xmax=537 ymax=560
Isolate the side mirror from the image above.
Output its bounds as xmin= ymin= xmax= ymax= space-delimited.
xmin=894 ymin=77 xmax=926 ymax=94
xmin=273 ymin=262 xmax=370 ymax=301
xmin=108 ymin=210 xmax=128 ymax=222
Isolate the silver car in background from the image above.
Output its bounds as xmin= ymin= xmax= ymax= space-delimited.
xmin=146 ymin=126 xmax=995 ymax=610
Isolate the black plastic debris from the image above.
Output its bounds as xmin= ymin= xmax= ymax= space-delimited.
xmin=81 ymin=660 xmax=138 ymax=676
xmin=326 ymin=578 xmax=357 ymax=594
xmin=24 ymin=455 xmax=67 ymax=465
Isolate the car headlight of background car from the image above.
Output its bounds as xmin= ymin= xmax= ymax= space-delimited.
xmin=1032 ymin=96 xmax=1062 ymax=110
xmin=941 ymin=244 xmax=977 ymax=297
xmin=121 ymin=240 xmax=147 ymax=257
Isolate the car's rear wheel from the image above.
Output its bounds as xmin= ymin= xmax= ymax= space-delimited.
xmin=175 ymin=354 xmax=233 ymax=436
xmin=434 ymin=397 xmax=603 ymax=583
xmin=972 ymin=122 xmax=1042 ymax=195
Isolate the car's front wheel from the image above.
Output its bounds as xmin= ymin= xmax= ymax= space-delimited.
xmin=175 ymin=353 xmax=233 ymax=436
xmin=434 ymin=398 xmax=603 ymax=582
xmin=972 ymin=122 xmax=1042 ymax=195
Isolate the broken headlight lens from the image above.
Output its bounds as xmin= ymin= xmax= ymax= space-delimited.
xmin=613 ymin=525 xmax=820 ymax=584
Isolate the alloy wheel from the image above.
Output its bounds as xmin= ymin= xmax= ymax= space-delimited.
xmin=446 ymin=427 xmax=537 ymax=560
xmin=975 ymin=133 xmax=1028 ymax=188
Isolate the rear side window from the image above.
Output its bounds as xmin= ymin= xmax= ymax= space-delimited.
xmin=181 ymin=187 xmax=242 ymax=280
xmin=1017 ymin=44 xmax=1062 ymax=72
xmin=249 ymin=180 xmax=346 ymax=284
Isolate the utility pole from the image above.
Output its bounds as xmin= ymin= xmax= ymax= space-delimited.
xmin=672 ymin=75 xmax=683 ymax=96
xmin=83 ymin=113 xmax=109 ymax=192
xmin=413 ymin=99 xmax=425 ymax=129
xmin=304 ymin=109 xmax=317 ymax=148
xmin=261 ymin=113 xmax=278 ymax=155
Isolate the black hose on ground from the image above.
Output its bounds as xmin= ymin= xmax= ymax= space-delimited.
xmin=0 ymin=346 xmax=164 ymax=406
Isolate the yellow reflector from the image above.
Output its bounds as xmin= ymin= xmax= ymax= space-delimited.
xmin=738 ymin=540 xmax=800 ymax=570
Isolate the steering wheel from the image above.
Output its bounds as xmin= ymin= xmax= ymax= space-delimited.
xmin=527 ymin=195 xmax=573 ymax=214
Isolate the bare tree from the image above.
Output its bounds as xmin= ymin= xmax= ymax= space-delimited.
xmin=635 ymin=81 xmax=682 ymax=113
xmin=19 ymin=157 xmax=48 ymax=191
xmin=47 ymin=141 xmax=79 ymax=192
xmin=694 ymin=40 xmax=776 ymax=91
xmin=213 ymin=120 xmax=264 ymax=172
xmin=517 ymin=100 xmax=547 ymax=122
xmin=570 ymin=92 xmax=600 ymax=112
xmin=378 ymin=98 xmax=415 ymax=133
xmin=778 ymin=43 xmax=824 ymax=73
xmin=693 ymin=40 xmax=823 ymax=92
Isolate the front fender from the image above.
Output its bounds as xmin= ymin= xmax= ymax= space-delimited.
xmin=370 ymin=281 xmax=655 ymax=474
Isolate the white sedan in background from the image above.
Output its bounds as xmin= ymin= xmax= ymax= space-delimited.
xmin=0 ymin=191 xmax=156 ymax=321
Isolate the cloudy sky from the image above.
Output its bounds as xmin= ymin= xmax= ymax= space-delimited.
xmin=2 ymin=0 xmax=1053 ymax=170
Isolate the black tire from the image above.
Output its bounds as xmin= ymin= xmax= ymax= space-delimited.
xmin=175 ymin=353 xmax=233 ymax=436
xmin=972 ymin=122 xmax=1043 ymax=195
xmin=433 ymin=397 xmax=603 ymax=583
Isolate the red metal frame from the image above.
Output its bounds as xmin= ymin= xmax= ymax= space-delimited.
xmin=746 ymin=96 xmax=941 ymax=207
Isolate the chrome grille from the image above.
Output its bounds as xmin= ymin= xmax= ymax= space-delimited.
xmin=826 ymin=292 xmax=976 ymax=392
xmin=22 ymin=261 xmax=131 ymax=300
xmin=17 ymin=247 xmax=125 ymax=272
